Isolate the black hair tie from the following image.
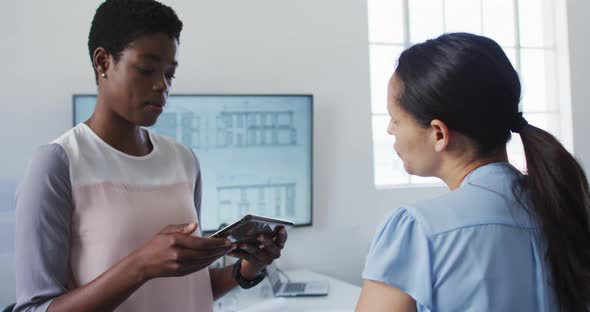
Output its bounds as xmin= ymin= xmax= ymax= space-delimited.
xmin=510 ymin=112 xmax=528 ymax=133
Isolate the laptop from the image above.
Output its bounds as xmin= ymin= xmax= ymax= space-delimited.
xmin=265 ymin=264 xmax=329 ymax=297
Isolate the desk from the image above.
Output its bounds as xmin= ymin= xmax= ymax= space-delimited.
xmin=214 ymin=269 xmax=361 ymax=312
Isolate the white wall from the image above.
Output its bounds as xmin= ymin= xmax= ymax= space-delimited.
xmin=0 ymin=0 xmax=589 ymax=306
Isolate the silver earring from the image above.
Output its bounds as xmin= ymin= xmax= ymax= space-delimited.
xmin=100 ymin=73 xmax=107 ymax=78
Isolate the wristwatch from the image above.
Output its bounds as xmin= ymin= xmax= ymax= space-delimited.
xmin=232 ymin=259 xmax=266 ymax=289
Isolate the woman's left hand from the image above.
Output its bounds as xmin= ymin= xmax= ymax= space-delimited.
xmin=228 ymin=226 xmax=288 ymax=279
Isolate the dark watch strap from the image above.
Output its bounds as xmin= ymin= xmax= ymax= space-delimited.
xmin=232 ymin=259 xmax=266 ymax=289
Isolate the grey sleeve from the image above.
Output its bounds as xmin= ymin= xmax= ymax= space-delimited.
xmin=191 ymin=150 xmax=203 ymax=227
xmin=14 ymin=144 xmax=73 ymax=312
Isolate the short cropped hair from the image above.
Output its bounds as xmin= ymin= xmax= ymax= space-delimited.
xmin=88 ymin=0 xmax=183 ymax=82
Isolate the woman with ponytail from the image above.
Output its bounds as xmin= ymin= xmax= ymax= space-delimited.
xmin=356 ymin=32 xmax=590 ymax=311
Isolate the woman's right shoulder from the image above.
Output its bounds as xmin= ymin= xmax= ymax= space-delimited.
xmin=24 ymin=144 xmax=71 ymax=183
xmin=18 ymin=143 xmax=73 ymax=209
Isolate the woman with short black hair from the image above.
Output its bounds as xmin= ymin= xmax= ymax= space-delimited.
xmin=15 ymin=1 xmax=286 ymax=311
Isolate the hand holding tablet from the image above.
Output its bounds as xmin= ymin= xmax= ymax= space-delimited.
xmin=208 ymin=214 xmax=294 ymax=244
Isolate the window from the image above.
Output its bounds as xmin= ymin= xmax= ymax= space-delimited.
xmin=368 ymin=0 xmax=571 ymax=187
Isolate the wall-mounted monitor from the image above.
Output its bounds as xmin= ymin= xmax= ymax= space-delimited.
xmin=73 ymin=95 xmax=313 ymax=232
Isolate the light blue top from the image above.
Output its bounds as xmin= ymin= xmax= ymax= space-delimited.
xmin=362 ymin=162 xmax=557 ymax=311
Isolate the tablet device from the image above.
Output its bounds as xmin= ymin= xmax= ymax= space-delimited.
xmin=208 ymin=214 xmax=294 ymax=244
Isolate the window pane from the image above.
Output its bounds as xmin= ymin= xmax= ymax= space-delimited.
xmin=409 ymin=0 xmax=443 ymax=43
xmin=507 ymin=133 xmax=526 ymax=172
xmin=369 ymin=45 xmax=404 ymax=115
xmin=482 ymin=0 xmax=516 ymax=46
xmin=372 ymin=115 xmax=410 ymax=185
xmin=518 ymin=0 xmax=553 ymax=48
xmin=444 ymin=0 xmax=482 ymax=34
xmin=520 ymin=49 xmax=553 ymax=112
xmin=524 ymin=112 xmax=560 ymax=139
xmin=368 ymin=0 xmax=405 ymax=44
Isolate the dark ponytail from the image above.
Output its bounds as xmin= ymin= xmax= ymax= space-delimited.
xmin=518 ymin=124 xmax=590 ymax=311
xmin=396 ymin=32 xmax=590 ymax=311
